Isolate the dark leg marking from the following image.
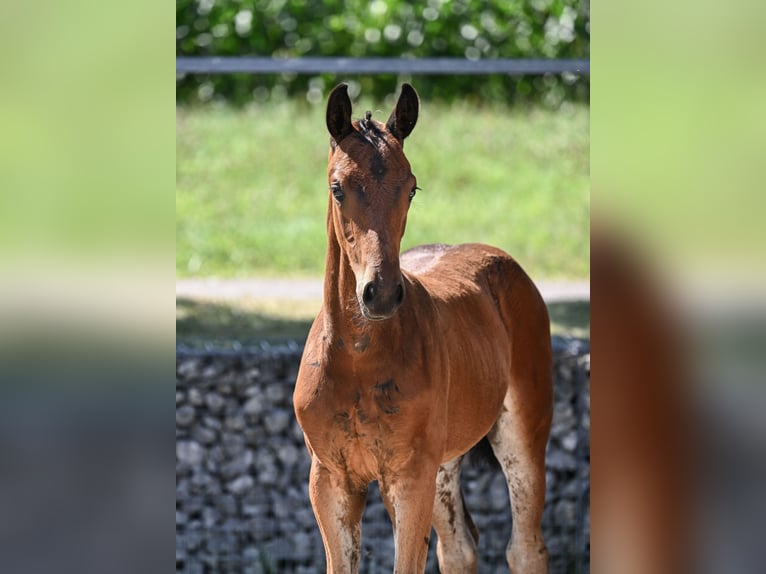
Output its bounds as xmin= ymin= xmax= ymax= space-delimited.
xmin=437 ymin=470 xmax=457 ymax=531
xmin=442 ymin=490 xmax=456 ymax=531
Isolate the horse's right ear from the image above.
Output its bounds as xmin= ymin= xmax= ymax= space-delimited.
xmin=326 ymin=83 xmax=353 ymax=144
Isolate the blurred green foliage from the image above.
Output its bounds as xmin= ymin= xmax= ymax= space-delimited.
xmin=176 ymin=0 xmax=589 ymax=106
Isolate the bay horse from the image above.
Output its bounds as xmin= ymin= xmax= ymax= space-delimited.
xmin=294 ymin=83 xmax=552 ymax=573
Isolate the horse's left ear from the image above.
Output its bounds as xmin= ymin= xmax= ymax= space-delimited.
xmin=386 ymin=83 xmax=419 ymax=142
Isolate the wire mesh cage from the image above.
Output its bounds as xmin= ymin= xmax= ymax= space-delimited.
xmin=176 ymin=337 xmax=589 ymax=573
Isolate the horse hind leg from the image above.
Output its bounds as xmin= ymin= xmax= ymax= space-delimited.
xmin=431 ymin=456 xmax=479 ymax=574
xmin=488 ymin=395 xmax=551 ymax=574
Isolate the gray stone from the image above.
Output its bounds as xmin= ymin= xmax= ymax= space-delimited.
xmin=561 ymin=430 xmax=578 ymax=451
xmin=250 ymin=517 xmax=277 ymax=542
xmin=188 ymin=388 xmax=204 ymax=406
xmin=547 ymin=449 xmax=577 ymax=471
xmin=176 ymin=477 xmax=189 ymax=500
xmin=174 ymin=343 xmax=590 ymax=572
xmin=224 ymin=413 xmax=246 ymax=432
xmin=176 ymin=358 xmax=200 ymax=378
xmin=245 ymin=366 xmax=262 ymax=382
xmin=265 ymin=382 xmax=288 ymax=404
xmin=553 ymin=403 xmax=576 ymax=429
xmin=546 ymin=534 xmax=565 ymax=555
xmin=257 ymin=466 xmax=279 ymax=486
xmin=177 ymin=440 xmax=205 ymax=466
xmin=554 ymin=499 xmax=577 ymax=526
xmin=222 ymin=432 xmax=246 ymax=456
xmin=276 ymin=442 xmax=300 ymax=468
xmin=561 ymin=478 xmax=580 ymax=497
xmin=489 ymin=473 xmax=509 ymax=512
xmin=227 ymin=474 xmax=254 ymax=496
xmin=264 ymin=409 xmax=291 ymax=434
xmin=272 ymin=496 xmax=291 ymax=520
xmin=242 ymin=547 xmax=264 ymax=574
xmin=242 ymin=546 xmax=260 ymax=563
xmin=244 ymin=396 xmax=265 ymax=416
xmin=243 ymin=427 xmax=265 ymax=446
xmin=190 ymin=471 xmax=214 ymax=494
xmin=217 ymin=493 xmax=238 ymax=516
xmin=291 ymin=420 xmax=306 ymax=442
xmin=201 ymin=363 xmax=222 ymax=378
xmin=254 ymin=448 xmax=276 ymax=468
xmin=202 ymin=506 xmax=218 ymax=528
xmin=364 ymin=501 xmax=388 ymax=522
xmin=206 ymin=445 xmax=225 ymax=469
xmin=546 ymin=470 xmax=558 ymax=491
xmin=205 ymin=392 xmax=225 ymax=412
xmin=175 ymin=537 xmax=186 ymax=562
xmin=192 ymin=425 xmax=217 ymax=445
xmin=182 ymin=525 xmax=203 ymax=551
xmin=243 ymin=500 xmax=269 ymax=518
xmin=202 ymin=415 xmax=222 ymax=430
xmin=473 ymin=513 xmax=490 ymax=530
xmin=296 ymin=508 xmax=316 ymax=528
xmin=264 ymin=538 xmax=294 ymax=562
xmin=176 ymin=405 xmax=196 ymax=427
xmin=221 ymin=450 xmax=254 ymax=478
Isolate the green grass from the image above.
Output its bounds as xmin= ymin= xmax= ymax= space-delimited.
xmin=176 ymin=297 xmax=317 ymax=347
xmin=177 ymin=99 xmax=589 ymax=280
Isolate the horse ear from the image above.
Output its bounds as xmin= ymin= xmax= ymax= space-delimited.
xmin=326 ymin=83 xmax=353 ymax=144
xmin=386 ymin=83 xmax=419 ymax=142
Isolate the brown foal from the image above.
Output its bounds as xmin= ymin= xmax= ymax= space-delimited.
xmin=294 ymin=83 xmax=552 ymax=573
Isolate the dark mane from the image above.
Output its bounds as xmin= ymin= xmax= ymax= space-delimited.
xmin=356 ymin=110 xmax=386 ymax=146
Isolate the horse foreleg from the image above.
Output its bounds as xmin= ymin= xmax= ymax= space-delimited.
xmin=308 ymin=456 xmax=367 ymax=574
xmin=432 ymin=456 xmax=479 ymax=574
xmin=380 ymin=464 xmax=439 ymax=574
xmin=488 ymin=402 xmax=551 ymax=574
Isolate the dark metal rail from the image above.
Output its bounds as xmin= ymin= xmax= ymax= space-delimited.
xmin=176 ymin=56 xmax=590 ymax=76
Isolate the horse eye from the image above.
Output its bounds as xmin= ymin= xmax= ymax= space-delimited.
xmin=409 ymin=186 xmax=420 ymax=201
xmin=331 ymin=183 xmax=345 ymax=203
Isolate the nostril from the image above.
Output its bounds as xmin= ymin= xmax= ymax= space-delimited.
xmin=395 ymin=283 xmax=404 ymax=305
xmin=363 ymin=282 xmax=376 ymax=305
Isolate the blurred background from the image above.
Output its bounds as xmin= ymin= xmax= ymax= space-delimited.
xmin=175 ymin=0 xmax=590 ymax=348
xmin=176 ymin=0 xmax=589 ymax=105
xmin=4 ymin=0 xmax=763 ymax=572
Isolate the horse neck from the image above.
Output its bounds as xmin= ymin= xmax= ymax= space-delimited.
xmin=322 ymin=207 xmax=353 ymax=327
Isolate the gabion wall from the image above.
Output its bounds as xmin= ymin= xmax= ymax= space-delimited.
xmin=176 ymin=337 xmax=589 ymax=573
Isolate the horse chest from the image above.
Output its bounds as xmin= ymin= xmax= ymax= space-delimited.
xmin=297 ymin=368 xmax=424 ymax=480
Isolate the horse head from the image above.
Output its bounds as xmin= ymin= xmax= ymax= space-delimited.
xmin=325 ymin=83 xmax=420 ymax=320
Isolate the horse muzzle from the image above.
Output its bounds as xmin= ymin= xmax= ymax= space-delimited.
xmin=358 ymin=276 xmax=405 ymax=320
